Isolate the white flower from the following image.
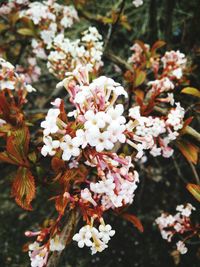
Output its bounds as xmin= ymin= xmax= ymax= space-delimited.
xmin=49 ymin=235 xmax=65 ymax=252
xmin=84 ymin=110 xmax=107 ymax=130
xmin=98 ymin=224 xmax=115 ymax=244
xmin=26 ymin=84 xmax=36 ymax=93
xmin=29 ymin=247 xmax=48 ymax=267
xmin=81 ymin=188 xmax=97 ymax=206
xmin=166 ymin=102 xmax=185 ymax=131
xmin=72 ymin=225 xmax=93 ymax=248
xmin=176 ymin=203 xmax=196 ymax=217
xmin=91 ymin=131 xmax=114 ymax=152
xmin=29 ymin=242 xmax=40 ymax=251
xmin=176 ymin=241 xmax=188 ymax=254
xmin=150 ymin=146 xmax=162 ymax=157
xmin=132 ymin=0 xmax=143 ymax=8
xmin=60 ymin=134 xmax=80 ymax=161
xmin=0 ymin=80 xmax=15 ymax=90
xmin=41 ymin=108 xmax=60 ymax=136
xmin=41 ymin=136 xmax=60 ymax=157
xmin=51 ymin=98 xmax=61 ymax=107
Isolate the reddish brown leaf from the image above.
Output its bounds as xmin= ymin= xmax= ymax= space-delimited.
xmin=122 ymin=213 xmax=144 ymax=232
xmin=151 ymin=40 xmax=166 ymax=55
xmin=55 ymin=195 xmax=69 ymax=215
xmin=181 ymin=117 xmax=193 ymax=132
xmin=51 ymin=157 xmax=66 ymax=173
xmin=0 ymin=151 xmax=18 ymax=165
xmin=177 ymin=140 xmax=199 ymax=164
xmin=11 ymin=167 xmax=35 ymax=210
xmin=5 ymin=126 xmax=30 ymax=166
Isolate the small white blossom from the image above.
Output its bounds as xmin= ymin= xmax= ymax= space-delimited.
xmin=176 ymin=241 xmax=188 ymax=254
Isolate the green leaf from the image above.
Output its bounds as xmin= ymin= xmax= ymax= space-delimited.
xmin=186 ymin=183 xmax=200 ymax=202
xmin=134 ymin=70 xmax=146 ymax=87
xmin=181 ymin=87 xmax=200 ymax=98
xmin=17 ymin=28 xmax=35 ymax=36
xmin=0 ymin=22 xmax=9 ymax=32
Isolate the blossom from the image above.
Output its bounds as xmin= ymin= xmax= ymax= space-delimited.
xmin=72 ymin=225 xmax=93 ymax=248
xmin=73 ymin=222 xmax=115 ymax=254
xmin=60 ymin=134 xmax=80 ymax=161
xmin=161 ymin=50 xmax=187 ymax=79
xmin=98 ymin=223 xmax=115 ymax=243
xmin=29 ymin=245 xmax=48 ymax=267
xmin=176 ymin=241 xmax=188 ymax=254
xmin=41 ymin=108 xmax=60 ymax=136
xmin=81 ymin=188 xmax=97 ymax=206
xmin=176 ymin=203 xmax=196 ymax=217
xmin=132 ymin=0 xmax=143 ymax=8
xmin=166 ymin=102 xmax=185 ymax=131
xmin=0 ymin=58 xmax=36 ymax=93
xmin=41 ymin=136 xmax=60 ymax=157
xmin=49 ymin=235 xmax=65 ymax=252
xmin=47 ymin=26 xmax=103 ymax=79
xmin=156 ymin=203 xmax=196 ymax=253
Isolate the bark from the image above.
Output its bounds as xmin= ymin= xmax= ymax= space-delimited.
xmin=46 ymin=209 xmax=80 ymax=267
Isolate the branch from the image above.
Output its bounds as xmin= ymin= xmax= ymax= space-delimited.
xmin=46 ymin=209 xmax=80 ymax=267
xmin=104 ymin=51 xmax=133 ymax=71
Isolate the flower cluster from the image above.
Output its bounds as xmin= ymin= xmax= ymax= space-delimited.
xmin=73 ymin=219 xmax=115 ymax=254
xmin=156 ymin=203 xmax=198 ymax=254
xmin=161 ymin=50 xmax=187 ymax=79
xmin=28 ymin=234 xmax=64 ymax=267
xmin=41 ymin=64 xmax=127 ymax=160
xmin=35 ymin=64 xmax=139 ymax=258
xmin=126 ymin=102 xmax=185 ymax=159
xmin=47 ymin=27 xmax=104 ymax=79
xmin=0 ymin=58 xmax=36 ymax=93
xmin=20 ymin=0 xmax=78 ymax=51
xmin=125 ymin=42 xmax=188 ymax=160
xmin=0 ymin=0 xmax=29 ymax=16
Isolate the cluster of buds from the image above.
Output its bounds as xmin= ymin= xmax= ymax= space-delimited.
xmin=155 ymin=203 xmax=199 ymax=255
xmin=20 ymin=0 xmax=79 ymax=54
xmin=47 ymin=27 xmax=104 ymax=79
xmin=126 ymin=102 xmax=185 ymax=159
xmin=128 ymin=41 xmax=187 ymax=80
xmin=128 ymin=42 xmax=150 ymax=66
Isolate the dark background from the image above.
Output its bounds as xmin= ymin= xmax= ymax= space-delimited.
xmin=0 ymin=0 xmax=200 ymax=266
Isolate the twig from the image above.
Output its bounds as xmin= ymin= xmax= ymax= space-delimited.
xmin=172 ymin=155 xmax=188 ymax=184
xmin=104 ymin=51 xmax=133 ymax=71
xmin=188 ymin=161 xmax=200 ymax=185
